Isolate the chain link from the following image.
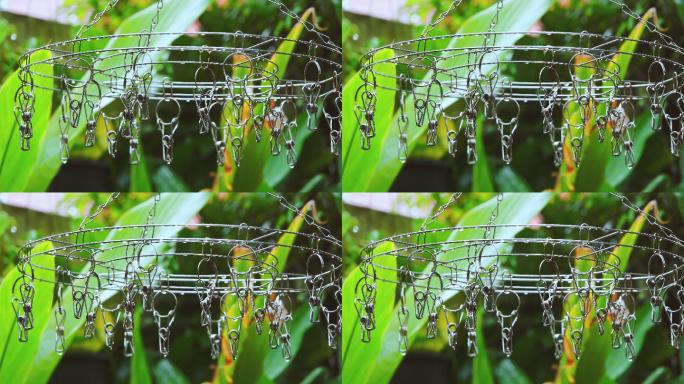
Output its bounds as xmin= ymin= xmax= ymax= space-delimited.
xmin=420 ymin=193 xmax=462 ymax=232
xmin=482 ymin=193 xmax=504 ymax=241
xmin=75 ymin=0 xmax=121 ymax=41
xmin=267 ymin=193 xmax=339 ymax=244
xmin=79 ymin=193 xmax=120 ymax=231
xmin=266 ymin=0 xmax=339 ymax=50
xmin=611 ymin=193 xmax=679 ymax=244
xmin=420 ymin=0 xmax=464 ymax=39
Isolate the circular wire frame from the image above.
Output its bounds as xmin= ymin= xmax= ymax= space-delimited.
xmin=354 ymin=29 xmax=684 ymax=167
xmin=359 ymin=223 xmax=684 ymax=296
xmin=12 ymin=222 xmax=343 ymax=358
xmin=19 ymin=32 xmax=342 ymax=102
xmin=15 ymin=31 xmax=343 ymax=165
xmin=358 ymin=31 xmax=684 ymax=103
xmin=18 ymin=223 xmax=342 ymax=295
xmin=354 ymin=221 xmax=684 ymax=360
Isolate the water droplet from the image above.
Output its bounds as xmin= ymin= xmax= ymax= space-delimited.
xmin=10 ymin=33 xmax=17 ymax=41
xmin=352 ymin=226 xmax=359 ymax=234
xmin=10 ymin=226 xmax=17 ymax=234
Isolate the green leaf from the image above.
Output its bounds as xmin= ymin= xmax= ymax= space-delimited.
xmin=131 ymin=307 xmax=153 ymax=384
xmin=300 ymin=367 xmax=325 ymax=384
xmin=0 ymin=50 xmax=53 ymax=191
xmin=643 ymin=367 xmax=667 ymax=384
xmin=24 ymin=194 xmax=209 ymax=384
xmin=607 ymin=200 xmax=656 ymax=272
xmin=342 ymin=242 xmax=397 ymax=384
xmin=604 ymin=114 xmax=653 ymax=187
xmin=341 ymin=0 xmax=552 ymax=191
xmin=494 ymin=359 xmax=532 ymax=384
xmin=267 ymin=200 xmax=316 ymax=272
xmin=561 ymin=200 xmax=656 ymax=383
xmin=153 ymin=359 xmax=191 ymax=384
xmin=261 ymin=306 xmax=314 ymax=380
xmin=265 ymin=8 xmax=319 ymax=81
xmin=131 ymin=142 xmax=153 ymax=192
xmin=341 ymin=48 xmax=397 ymax=192
xmin=0 ymin=241 xmax=54 ymax=384
xmin=96 ymin=193 xmax=210 ymax=267
xmin=494 ymin=167 xmax=531 ymax=192
xmin=153 ymin=166 xmax=190 ymax=192
xmin=341 ymin=194 xmax=551 ymax=384
xmin=472 ymin=115 xmax=494 ymax=192
xmin=230 ymin=8 xmax=320 ymax=192
xmin=472 ymin=307 xmax=494 ymax=384
xmin=224 ymin=199 xmax=321 ymax=384
xmin=21 ymin=0 xmax=212 ymax=191
xmin=568 ymin=9 xmax=655 ymax=192
xmin=261 ymin=120 xmax=316 ymax=189
xmin=603 ymin=305 xmax=652 ymax=380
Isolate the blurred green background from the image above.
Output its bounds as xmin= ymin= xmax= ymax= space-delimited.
xmin=0 ymin=192 xmax=341 ymax=384
xmin=0 ymin=0 xmax=341 ymax=192
xmin=343 ymin=192 xmax=684 ymax=384
xmin=342 ymin=0 xmax=684 ymax=192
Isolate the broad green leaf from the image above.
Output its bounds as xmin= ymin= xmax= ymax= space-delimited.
xmin=230 ymin=8 xmax=321 ymax=192
xmin=472 ymin=115 xmax=494 ymax=192
xmin=642 ymin=367 xmax=667 ymax=384
xmin=0 ymin=241 xmax=54 ymax=384
xmin=262 ymin=306 xmax=315 ymax=380
xmin=153 ymin=359 xmax=191 ymax=384
xmin=97 ymin=193 xmax=210 ymax=267
xmin=261 ymin=119 xmax=316 ymax=189
xmin=494 ymin=359 xmax=533 ymax=384
xmin=472 ymin=307 xmax=494 ymax=384
xmin=229 ymin=295 xmax=315 ymax=384
xmin=494 ymin=167 xmax=531 ymax=192
xmin=572 ymin=320 xmax=613 ymax=384
xmin=603 ymin=305 xmax=652 ymax=380
xmin=560 ymin=200 xmax=655 ymax=383
xmin=0 ymin=50 xmax=53 ymax=191
xmin=153 ymin=166 xmax=190 ymax=192
xmin=557 ymin=54 xmax=598 ymax=190
xmin=266 ymin=200 xmax=315 ymax=272
xmin=342 ymin=242 xmax=396 ymax=384
xmin=301 ymin=367 xmax=325 ymax=384
xmin=567 ymin=9 xmax=655 ymax=192
xmin=607 ymin=200 xmax=656 ymax=271
xmin=131 ymin=307 xmax=153 ymax=384
xmin=341 ymin=194 xmax=551 ymax=384
xmin=341 ymin=48 xmax=396 ymax=192
xmin=604 ymin=114 xmax=653 ymax=188
xmin=25 ymin=193 xmax=209 ymax=384
xmin=131 ymin=142 xmax=153 ymax=192
xmin=265 ymin=7 xmax=319 ymax=81
xmin=222 ymin=199 xmax=321 ymax=383
xmin=342 ymin=0 xmax=552 ymax=192
xmin=606 ymin=8 xmax=656 ymax=80
xmin=22 ymin=0 xmax=212 ymax=191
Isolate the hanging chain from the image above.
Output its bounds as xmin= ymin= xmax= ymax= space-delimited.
xmin=482 ymin=194 xmax=504 ymax=241
xmin=140 ymin=194 xmax=162 ymax=240
xmin=420 ymin=193 xmax=463 ymax=232
xmin=75 ymin=0 xmax=121 ymax=41
xmin=139 ymin=0 xmax=165 ymax=47
xmin=265 ymin=0 xmax=339 ymax=50
xmin=607 ymin=0 xmax=682 ymax=51
xmin=419 ymin=0 xmax=464 ymax=40
xmin=79 ymin=193 xmax=120 ymax=231
xmin=611 ymin=193 xmax=678 ymax=243
xmin=267 ymin=192 xmax=338 ymax=244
